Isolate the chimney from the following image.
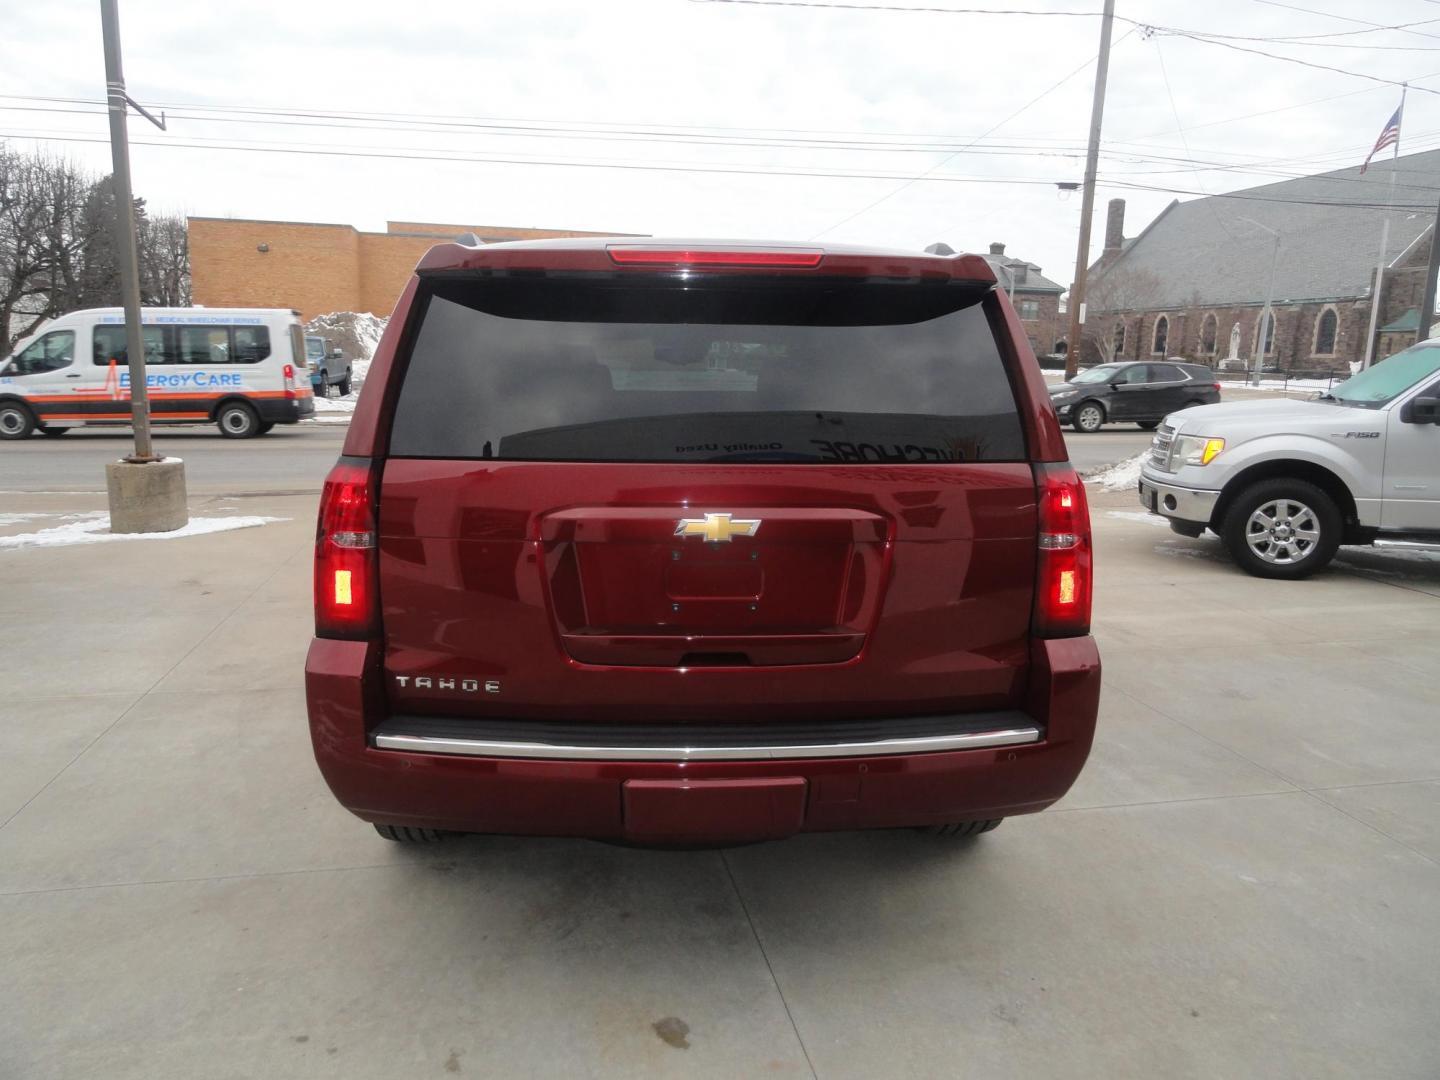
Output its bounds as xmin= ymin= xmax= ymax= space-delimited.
xmin=1104 ymin=199 xmax=1125 ymax=252
xmin=989 ymin=242 xmax=1006 ymax=256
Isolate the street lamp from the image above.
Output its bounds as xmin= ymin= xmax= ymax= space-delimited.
xmin=1239 ymin=217 xmax=1280 ymax=388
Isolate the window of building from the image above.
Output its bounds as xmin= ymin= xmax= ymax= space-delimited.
xmin=1313 ymin=308 xmax=1338 ymax=356
xmin=1152 ymin=315 xmax=1169 ymax=355
xmin=1017 ymin=299 xmax=1040 ymax=320
xmin=1200 ymin=314 xmax=1217 ymax=355
xmin=1112 ymin=321 xmax=1125 ymax=356
xmin=1256 ymin=312 xmax=1276 ymax=355
xmin=6 ymin=330 xmax=75 ymax=375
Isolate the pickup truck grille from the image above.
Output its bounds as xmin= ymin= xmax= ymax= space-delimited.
xmin=1150 ymin=424 xmax=1176 ymax=472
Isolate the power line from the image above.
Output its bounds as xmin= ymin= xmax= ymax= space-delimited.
xmin=809 ymin=28 xmax=1134 ymax=237
xmin=5 ymin=126 xmax=1438 ymax=212
xmin=1251 ymin=0 xmax=1440 ymax=43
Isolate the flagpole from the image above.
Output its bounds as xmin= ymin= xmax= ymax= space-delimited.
xmin=1363 ymin=84 xmax=1406 ymax=370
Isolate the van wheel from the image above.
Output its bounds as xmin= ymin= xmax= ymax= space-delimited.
xmin=1071 ymin=402 xmax=1105 ymax=433
xmin=374 ymin=823 xmax=446 ymax=843
xmin=216 ymin=402 xmax=261 ymax=439
xmin=1137 ymin=420 xmax=1160 ymax=431
xmin=1221 ymin=478 xmax=1342 ymax=579
xmin=0 ymin=402 xmax=36 ymax=440
xmin=256 ymin=422 xmax=275 ymax=435
xmin=39 ymin=425 xmax=71 ymax=437
xmin=922 ymin=819 xmax=1002 ymax=838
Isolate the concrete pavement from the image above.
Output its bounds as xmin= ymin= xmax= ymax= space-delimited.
xmin=1 ymin=485 xmax=1438 ymax=1078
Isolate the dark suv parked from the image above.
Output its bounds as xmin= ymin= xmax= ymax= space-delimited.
xmin=305 ymin=240 xmax=1101 ymax=847
xmin=1050 ymin=360 xmax=1221 ymax=432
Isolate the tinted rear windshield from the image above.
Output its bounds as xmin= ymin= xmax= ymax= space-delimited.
xmin=388 ymin=275 xmax=1025 ymax=464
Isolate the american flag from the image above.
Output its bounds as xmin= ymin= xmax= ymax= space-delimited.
xmin=1360 ymin=105 xmax=1403 ymax=174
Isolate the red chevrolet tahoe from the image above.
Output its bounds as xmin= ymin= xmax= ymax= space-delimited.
xmin=305 ymin=239 xmax=1100 ymax=846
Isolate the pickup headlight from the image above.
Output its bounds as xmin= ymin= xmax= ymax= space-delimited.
xmin=1172 ymin=434 xmax=1226 ymax=466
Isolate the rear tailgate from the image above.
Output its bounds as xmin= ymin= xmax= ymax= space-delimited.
xmin=376 ymin=269 xmax=1038 ymax=724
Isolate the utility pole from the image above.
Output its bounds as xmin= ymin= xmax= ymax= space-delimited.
xmin=1063 ymin=0 xmax=1116 ymax=380
xmin=100 ymin=0 xmax=188 ymax=533
xmin=1416 ymin=195 xmax=1440 ymax=346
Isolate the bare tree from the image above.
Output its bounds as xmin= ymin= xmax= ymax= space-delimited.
xmin=140 ymin=211 xmax=190 ymax=306
xmin=1 ymin=142 xmax=190 ymax=353
xmin=0 ymin=145 xmax=90 ymax=353
xmin=1081 ymin=266 xmax=1164 ymax=363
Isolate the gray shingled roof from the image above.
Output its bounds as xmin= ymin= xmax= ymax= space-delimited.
xmin=981 ymin=255 xmax=1065 ymax=294
xmin=1094 ymin=148 xmax=1440 ymax=310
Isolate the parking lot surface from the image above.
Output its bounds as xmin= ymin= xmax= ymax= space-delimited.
xmin=2 ymin=474 xmax=1437 ymax=1078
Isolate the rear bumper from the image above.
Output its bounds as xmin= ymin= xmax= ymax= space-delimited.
xmin=305 ymin=636 xmax=1101 ymax=844
xmin=257 ymin=395 xmax=315 ymax=424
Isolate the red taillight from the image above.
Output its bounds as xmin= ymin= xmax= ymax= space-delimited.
xmin=314 ymin=460 xmax=378 ymax=639
xmin=283 ymin=363 xmax=297 ymax=398
xmin=1033 ymin=464 xmax=1092 ymax=638
xmin=1213 ymin=382 xmax=1222 ymax=392
xmin=607 ymin=246 xmax=824 ymax=268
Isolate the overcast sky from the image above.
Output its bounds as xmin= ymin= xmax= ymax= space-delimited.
xmin=2 ymin=0 xmax=1436 ymax=293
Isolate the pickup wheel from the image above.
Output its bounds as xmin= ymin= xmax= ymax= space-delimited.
xmin=337 ymin=374 xmax=352 ymax=396
xmin=922 ymin=819 xmax=1002 ymax=838
xmin=1071 ymin=401 xmax=1106 ymax=433
xmin=373 ymin=823 xmax=447 ymax=843
xmin=1221 ymin=478 xmax=1342 ymax=579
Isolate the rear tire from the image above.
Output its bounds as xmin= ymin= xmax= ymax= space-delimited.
xmin=1220 ymin=478 xmax=1342 ymax=579
xmin=0 ymin=402 xmax=36 ymax=440
xmin=256 ymin=421 xmax=275 ymax=435
xmin=216 ymin=401 xmax=261 ymax=439
xmin=1071 ymin=401 xmax=1106 ymax=433
xmin=337 ymin=375 xmax=353 ymax=396
xmin=373 ymin=823 xmax=446 ymax=843
xmin=1137 ymin=420 xmax=1160 ymax=431
xmin=39 ymin=425 xmax=71 ymax=437
xmin=923 ymin=819 xmax=1003 ymax=838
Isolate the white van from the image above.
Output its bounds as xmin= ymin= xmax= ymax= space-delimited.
xmin=0 ymin=307 xmax=315 ymax=440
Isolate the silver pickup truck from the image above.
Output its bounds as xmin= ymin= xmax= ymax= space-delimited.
xmin=1140 ymin=341 xmax=1440 ymax=578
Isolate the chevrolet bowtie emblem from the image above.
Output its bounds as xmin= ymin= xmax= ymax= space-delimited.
xmin=674 ymin=512 xmax=761 ymax=543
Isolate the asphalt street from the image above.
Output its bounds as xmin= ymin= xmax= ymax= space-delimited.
xmin=1 ymin=421 xmax=1152 ymax=493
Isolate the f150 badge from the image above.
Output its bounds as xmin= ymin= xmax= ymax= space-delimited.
xmin=1330 ymin=431 xmax=1380 ymax=439
xmin=394 ymin=676 xmax=500 ymax=693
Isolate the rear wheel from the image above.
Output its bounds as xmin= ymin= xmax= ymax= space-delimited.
xmin=256 ymin=421 xmax=275 ymax=435
xmin=216 ymin=401 xmax=261 ymax=439
xmin=373 ymin=823 xmax=446 ymax=843
xmin=337 ymin=375 xmax=353 ymax=396
xmin=1137 ymin=420 xmax=1160 ymax=431
xmin=1221 ymin=478 xmax=1342 ymax=579
xmin=39 ymin=425 xmax=71 ymax=437
xmin=923 ymin=819 xmax=1003 ymax=838
xmin=0 ymin=402 xmax=36 ymax=440
xmin=1071 ymin=401 xmax=1105 ymax=433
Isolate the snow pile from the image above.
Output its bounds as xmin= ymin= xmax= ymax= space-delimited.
xmin=0 ymin=512 xmax=285 ymax=550
xmin=1086 ymin=451 xmax=1147 ymax=492
xmin=305 ymin=312 xmax=387 ymax=370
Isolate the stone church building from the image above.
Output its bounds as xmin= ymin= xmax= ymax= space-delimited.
xmin=1082 ymin=149 xmax=1440 ymax=372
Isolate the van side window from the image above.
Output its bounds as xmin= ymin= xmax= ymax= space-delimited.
xmin=93 ymin=325 xmax=169 ymax=365
xmin=232 ymin=326 xmax=271 ymax=363
xmin=8 ymin=331 xmax=75 ymax=374
xmin=178 ymin=327 xmax=229 ymax=364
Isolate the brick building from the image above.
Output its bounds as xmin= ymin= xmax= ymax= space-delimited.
xmin=1082 ymin=149 xmax=1440 ymax=372
xmin=927 ymin=240 xmax=1067 ymax=357
xmin=189 ymin=218 xmax=638 ymax=320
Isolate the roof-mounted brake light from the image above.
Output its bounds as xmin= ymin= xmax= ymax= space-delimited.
xmin=606 ymin=247 xmax=824 ymax=268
